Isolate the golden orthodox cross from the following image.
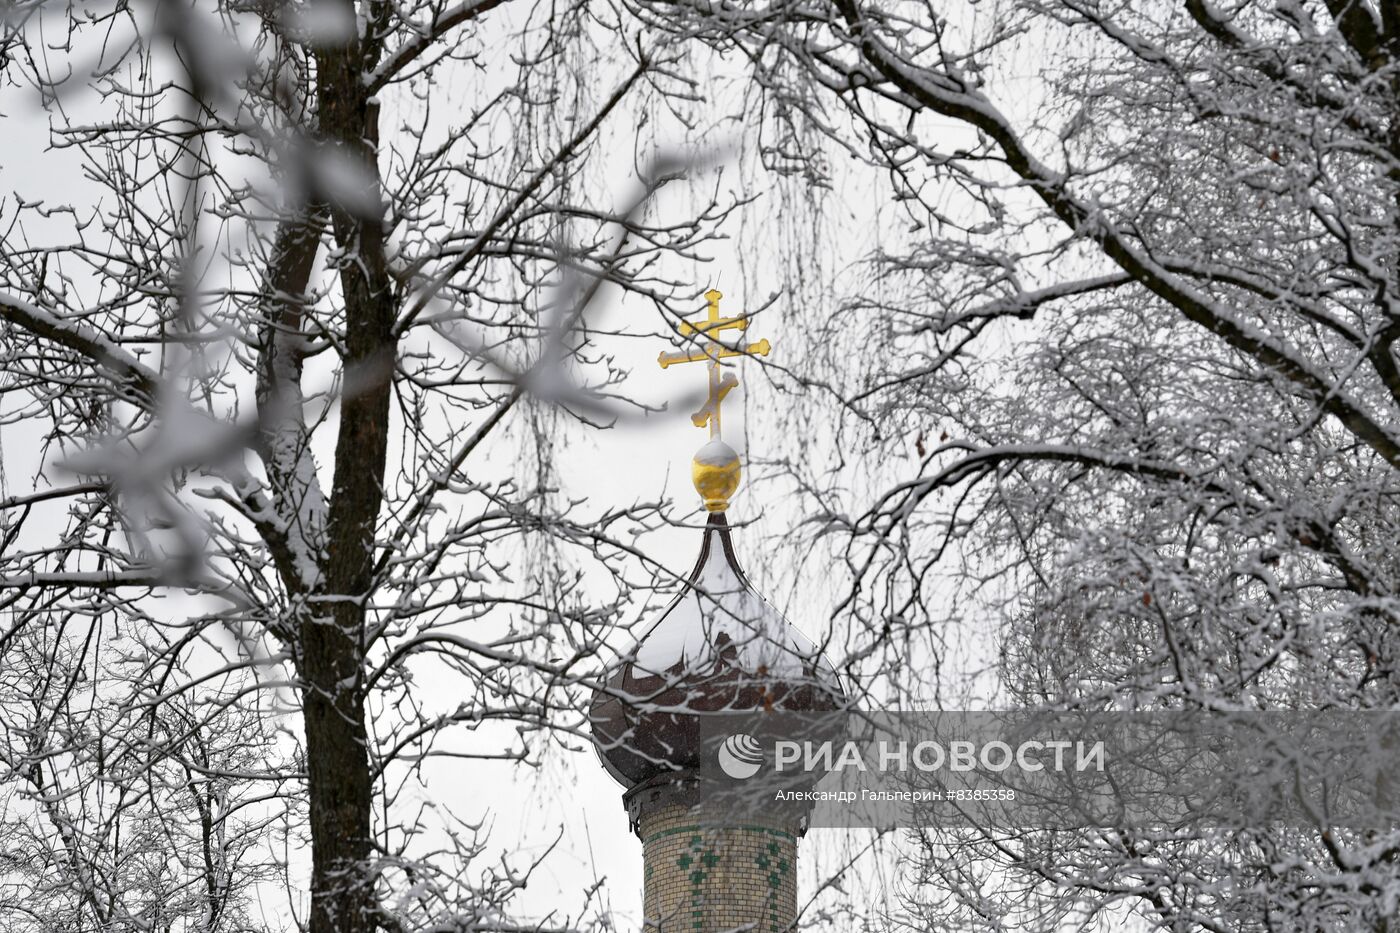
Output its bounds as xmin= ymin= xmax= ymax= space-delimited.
xmin=658 ymin=289 xmax=771 ymax=438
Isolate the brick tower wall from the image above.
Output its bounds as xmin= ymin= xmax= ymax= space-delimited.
xmin=638 ymin=800 xmax=798 ymax=933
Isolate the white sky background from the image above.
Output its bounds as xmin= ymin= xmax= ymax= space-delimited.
xmin=0 ymin=0 xmax=1128 ymax=928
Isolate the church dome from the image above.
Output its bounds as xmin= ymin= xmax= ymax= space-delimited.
xmin=590 ymin=512 xmax=844 ymax=788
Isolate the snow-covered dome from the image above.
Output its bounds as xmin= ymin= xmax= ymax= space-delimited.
xmin=590 ymin=512 xmax=844 ymax=788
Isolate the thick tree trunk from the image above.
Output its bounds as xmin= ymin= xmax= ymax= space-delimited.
xmin=299 ymin=15 xmax=398 ymax=933
xmin=301 ymin=610 xmax=378 ymax=933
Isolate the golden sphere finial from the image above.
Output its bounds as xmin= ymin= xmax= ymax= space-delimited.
xmin=692 ymin=438 xmax=741 ymax=512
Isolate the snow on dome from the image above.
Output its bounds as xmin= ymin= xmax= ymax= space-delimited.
xmin=589 ymin=512 xmax=843 ymax=789
xmin=632 ymin=521 xmax=826 ymax=678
